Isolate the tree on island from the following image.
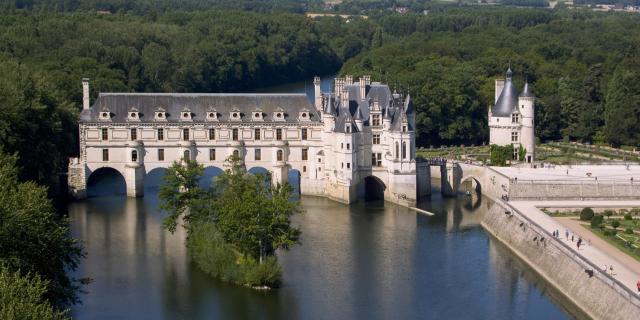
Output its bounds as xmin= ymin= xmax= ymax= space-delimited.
xmin=159 ymin=156 xmax=301 ymax=287
xmin=489 ymin=144 xmax=514 ymax=166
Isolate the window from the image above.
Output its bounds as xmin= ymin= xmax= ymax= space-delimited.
xmin=232 ymin=128 xmax=238 ymax=141
xmin=372 ymin=114 xmax=381 ymax=126
xmin=255 ymin=128 xmax=261 ymax=140
xmin=341 ymin=143 xmax=343 ymax=149
xmin=233 ymin=150 xmax=239 ymax=158
xmin=402 ymin=142 xmax=407 ymax=159
xmin=301 ymin=128 xmax=308 ymax=140
xmin=346 ymin=143 xmax=350 ymax=150
xmin=302 ymin=148 xmax=308 ymax=160
xmin=102 ymin=149 xmax=109 ymax=161
xmin=209 ymin=128 xmax=215 ymax=140
xmin=183 ymin=128 xmax=189 ymax=141
xmin=346 ymin=125 xmax=351 ymax=133
xmin=341 ymin=162 xmax=344 ymax=168
xmin=130 ymin=128 xmax=137 ymax=141
xmin=373 ymin=134 xmax=380 ymax=145
xmin=512 ymin=113 xmax=519 ymax=123
xmin=183 ymin=150 xmax=190 ymax=161
xmin=395 ymin=142 xmax=399 ymax=159
xmin=303 ymin=166 xmax=306 ymax=173
xmin=511 ymin=132 xmax=519 ymax=142
xmin=131 ymin=150 xmax=138 ymax=162
xmin=276 ymin=128 xmax=282 ymax=141
xmin=101 ymin=128 xmax=108 ymax=141
xmin=371 ymin=153 xmax=382 ymax=167
xmin=158 ymin=149 xmax=164 ymax=161
xmin=255 ymin=149 xmax=261 ymax=160
xmin=347 ymin=163 xmax=351 ymax=169
xmin=402 ymin=125 xmax=407 ymax=132
xmin=277 ymin=150 xmax=283 ymax=161
xmin=157 ymin=128 xmax=164 ymax=141
xmin=209 ymin=149 xmax=216 ymax=161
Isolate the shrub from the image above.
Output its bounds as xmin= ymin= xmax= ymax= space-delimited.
xmin=624 ymin=214 xmax=632 ymax=220
xmin=591 ymin=215 xmax=604 ymax=228
xmin=0 ymin=266 xmax=65 ymax=320
xmin=611 ymin=220 xmax=621 ymax=229
xmin=604 ymin=210 xmax=614 ymax=219
xmin=625 ymin=228 xmax=634 ymax=234
xmin=580 ymin=207 xmax=595 ymax=221
xmin=603 ymin=230 xmax=611 ymax=236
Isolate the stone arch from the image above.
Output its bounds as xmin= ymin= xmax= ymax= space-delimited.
xmin=144 ymin=167 xmax=169 ymax=192
xmin=459 ymin=175 xmax=482 ymax=195
xmin=87 ymin=167 xmax=126 ymax=197
xmin=183 ymin=150 xmax=191 ymax=161
xmin=199 ymin=166 xmax=224 ymax=190
xmin=287 ymin=169 xmax=301 ymax=196
xmin=363 ymin=175 xmax=386 ymax=201
xmin=248 ymin=166 xmax=272 ymax=186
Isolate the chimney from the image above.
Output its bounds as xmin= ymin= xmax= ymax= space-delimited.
xmin=341 ymin=86 xmax=349 ymax=108
xmin=364 ymin=75 xmax=371 ymax=86
xmin=314 ymin=76 xmax=322 ymax=111
xmin=359 ymin=77 xmax=366 ymax=100
xmin=335 ymin=78 xmax=344 ymax=97
xmin=82 ymin=78 xmax=90 ymax=110
xmin=345 ymin=75 xmax=353 ymax=85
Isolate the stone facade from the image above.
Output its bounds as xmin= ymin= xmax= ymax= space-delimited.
xmin=69 ymin=76 xmax=419 ymax=206
xmin=489 ymin=68 xmax=536 ymax=163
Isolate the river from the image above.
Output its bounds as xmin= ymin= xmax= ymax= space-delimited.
xmin=67 ymin=76 xmax=575 ymax=319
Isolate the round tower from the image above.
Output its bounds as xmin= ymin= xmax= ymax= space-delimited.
xmin=518 ymin=82 xmax=535 ymax=163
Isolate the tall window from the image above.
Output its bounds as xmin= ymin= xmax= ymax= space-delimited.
xmin=302 ymin=148 xmax=308 ymax=160
xmin=131 ymin=150 xmax=138 ymax=162
xmin=102 ymin=149 xmax=109 ymax=161
xmin=183 ymin=150 xmax=190 ymax=160
xmin=395 ymin=142 xmax=399 ymax=159
xmin=101 ymin=128 xmax=108 ymax=141
xmin=254 ymin=128 xmax=261 ymax=140
xmin=512 ymin=113 xmax=519 ymax=123
xmin=402 ymin=125 xmax=407 ymax=132
xmin=372 ymin=134 xmax=380 ymax=144
xmin=511 ymin=132 xmax=519 ymax=142
xmin=209 ymin=128 xmax=215 ymax=140
xmin=372 ymin=153 xmax=382 ymax=167
xmin=402 ymin=142 xmax=407 ymax=159
xmin=255 ymin=148 xmax=261 ymax=160
xmin=276 ymin=128 xmax=282 ymax=141
xmin=345 ymin=125 xmax=351 ymax=133
xmin=232 ymin=128 xmax=238 ymax=141
xmin=277 ymin=150 xmax=283 ymax=161
xmin=301 ymin=128 xmax=308 ymax=140
xmin=346 ymin=143 xmax=350 ymax=150
xmin=372 ymin=114 xmax=381 ymax=126
xmin=347 ymin=162 xmax=351 ymax=169
xmin=233 ymin=150 xmax=239 ymax=158
xmin=130 ymin=128 xmax=137 ymax=141
xmin=157 ymin=128 xmax=164 ymax=141
xmin=158 ymin=149 xmax=164 ymax=161
xmin=209 ymin=149 xmax=216 ymax=161
xmin=182 ymin=128 xmax=189 ymax=141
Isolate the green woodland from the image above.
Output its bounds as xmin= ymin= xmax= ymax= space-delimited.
xmin=1 ymin=0 xmax=640 ymax=314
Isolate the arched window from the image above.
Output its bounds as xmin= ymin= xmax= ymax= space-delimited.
xmin=277 ymin=150 xmax=283 ymax=161
xmin=395 ymin=142 xmax=399 ymax=159
xmin=233 ymin=150 xmax=239 ymax=158
xmin=183 ymin=150 xmax=190 ymax=161
xmin=131 ymin=150 xmax=138 ymax=162
xmin=402 ymin=142 xmax=407 ymax=159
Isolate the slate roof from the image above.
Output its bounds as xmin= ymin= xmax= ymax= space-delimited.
xmin=80 ymin=93 xmax=320 ymax=123
xmin=492 ymin=69 xmax=519 ymax=117
xmin=519 ymin=82 xmax=534 ymax=98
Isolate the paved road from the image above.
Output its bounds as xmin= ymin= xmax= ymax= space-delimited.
xmin=509 ymin=200 xmax=640 ymax=293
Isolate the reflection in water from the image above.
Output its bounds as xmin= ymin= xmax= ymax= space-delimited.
xmin=69 ymin=192 xmax=572 ymax=320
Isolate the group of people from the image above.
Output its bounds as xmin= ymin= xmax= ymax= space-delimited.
xmin=551 ymin=228 xmax=589 ymax=250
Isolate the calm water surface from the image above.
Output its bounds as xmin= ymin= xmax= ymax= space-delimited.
xmin=68 ymin=191 xmax=574 ymax=320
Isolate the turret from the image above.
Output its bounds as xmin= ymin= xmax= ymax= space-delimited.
xmin=82 ymin=78 xmax=90 ymax=110
xmin=314 ymin=76 xmax=322 ymax=111
xmin=383 ymin=106 xmax=392 ymax=130
xmin=518 ymin=80 xmax=536 ymax=163
xmin=354 ymin=105 xmax=364 ymax=132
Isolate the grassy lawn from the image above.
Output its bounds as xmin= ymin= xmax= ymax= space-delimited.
xmin=580 ymin=224 xmax=640 ymax=263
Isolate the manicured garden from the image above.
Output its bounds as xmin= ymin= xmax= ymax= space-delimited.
xmin=579 ymin=208 xmax=640 ymax=261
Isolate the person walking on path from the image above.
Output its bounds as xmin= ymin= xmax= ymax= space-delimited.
xmin=637 ymin=280 xmax=640 ymax=294
xmin=577 ymin=238 xmax=582 ymax=250
xmin=571 ymin=234 xmax=574 ymax=242
xmin=565 ymin=229 xmax=569 ymax=240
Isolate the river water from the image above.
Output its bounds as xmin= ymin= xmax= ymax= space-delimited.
xmin=68 ymin=77 xmax=575 ymax=319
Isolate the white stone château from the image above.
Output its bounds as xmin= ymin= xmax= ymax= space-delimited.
xmin=69 ymin=76 xmax=422 ymax=206
xmin=488 ymin=68 xmax=536 ymax=163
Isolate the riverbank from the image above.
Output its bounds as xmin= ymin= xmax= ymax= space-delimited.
xmin=482 ymin=200 xmax=640 ymax=320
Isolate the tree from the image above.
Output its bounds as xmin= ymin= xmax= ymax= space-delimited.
xmin=580 ymin=207 xmax=594 ymax=221
xmin=590 ymin=214 xmax=603 ymax=229
xmin=604 ymin=64 xmax=640 ymax=147
xmin=159 ymin=159 xmax=205 ymax=233
xmin=490 ymin=144 xmax=514 ymax=166
xmin=0 ymin=152 xmax=85 ymax=307
xmin=0 ymin=266 xmax=65 ymax=320
xmin=611 ymin=220 xmax=620 ymax=230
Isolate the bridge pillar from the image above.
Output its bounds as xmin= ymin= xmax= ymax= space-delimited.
xmin=124 ymin=163 xmax=144 ymax=197
xmin=441 ymin=162 xmax=462 ymax=197
xmin=68 ymin=158 xmax=87 ymax=200
xmin=271 ymin=162 xmax=289 ymax=187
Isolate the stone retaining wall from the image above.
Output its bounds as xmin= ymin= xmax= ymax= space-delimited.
xmin=482 ymin=202 xmax=640 ymax=320
xmin=510 ymin=181 xmax=640 ymax=200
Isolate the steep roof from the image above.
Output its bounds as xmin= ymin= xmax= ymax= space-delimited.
xmin=519 ymin=82 xmax=534 ymax=98
xmin=80 ymin=93 xmax=320 ymax=123
xmin=492 ymin=72 xmax=518 ymax=117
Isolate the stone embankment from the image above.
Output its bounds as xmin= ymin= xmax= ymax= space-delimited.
xmin=482 ymin=201 xmax=640 ymax=320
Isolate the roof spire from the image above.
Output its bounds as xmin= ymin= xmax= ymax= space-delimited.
xmin=506 ymin=61 xmax=513 ymax=80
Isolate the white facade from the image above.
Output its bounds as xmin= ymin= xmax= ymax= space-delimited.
xmin=69 ymin=76 xmax=421 ymax=206
xmin=488 ymin=68 xmax=536 ymax=163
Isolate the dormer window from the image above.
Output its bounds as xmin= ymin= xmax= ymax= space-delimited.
xmin=230 ymin=110 xmax=241 ymax=121
xmin=128 ymin=111 xmax=140 ymax=121
xmin=206 ymin=109 xmax=218 ymax=121
xmin=346 ymin=125 xmax=351 ymax=133
xmin=252 ymin=111 xmax=263 ymax=121
xmin=273 ymin=109 xmax=285 ymax=121
xmin=512 ymin=113 xmax=520 ymax=123
xmin=181 ymin=109 xmax=192 ymax=121
xmin=155 ymin=108 xmax=167 ymax=121
xmin=402 ymin=125 xmax=407 ymax=132
xmin=99 ymin=109 xmax=111 ymax=121
xmin=299 ymin=111 xmax=310 ymax=121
